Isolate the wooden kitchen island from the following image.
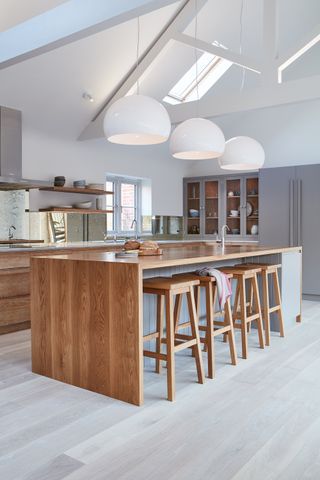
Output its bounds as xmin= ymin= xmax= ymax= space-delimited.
xmin=30 ymin=244 xmax=302 ymax=405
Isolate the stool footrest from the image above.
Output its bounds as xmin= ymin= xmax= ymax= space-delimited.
xmin=174 ymin=338 xmax=197 ymax=352
xmin=176 ymin=321 xmax=192 ymax=330
xmin=143 ymin=350 xmax=167 ymax=361
xmin=269 ymin=305 xmax=281 ymax=313
xmin=143 ymin=332 xmax=160 ymax=342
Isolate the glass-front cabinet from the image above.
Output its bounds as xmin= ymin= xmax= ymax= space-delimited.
xmin=186 ymin=180 xmax=201 ymax=236
xmin=184 ymin=174 xmax=259 ymax=240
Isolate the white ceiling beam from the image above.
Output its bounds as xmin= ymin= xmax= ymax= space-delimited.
xmin=166 ymin=74 xmax=320 ymax=124
xmin=277 ymin=24 xmax=320 ymax=83
xmin=173 ymin=32 xmax=261 ymax=73
xmin=261 ymin=0 xmax=278 ymax=86
xmin=79 ymin=0 xmax=209 ymax=140
xmin=0 ymin=0 xmax=179 ymax=70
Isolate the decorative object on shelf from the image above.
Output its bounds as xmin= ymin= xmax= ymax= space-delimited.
xmin=228 ymin=191 xmax=234 ymax=197
xmin=189 ymin=208 xmax=199 ymax=217
xmin=230 ymin=210 xmax=239 ymax=217
xmin=103 ymin=17 xmax=170 ymax=146
xmin=251 ymin=224 xmax=258 ymax=235
xmin=169 ymin=0 xmax=225 ymax=160
xmin=54 ymin=176 xmax=65 ymax=187
xmin=232 ymin=228 xmax=240 ymax=234
xmin=96 ymin=197 xmax=104 ymax=210
xmin=73 ymin=180 xmax=86 ymax=188
xmin=170 ymin=118 xmax=225 ymax=160
xmin=239 ymin=201 xmax=253 ymax=217
xmin=190 ymin=225 xmax=200 ymax=234
xmin=219 ymin=136 xmax=265 ymax=170
xmin=73 ymin=201 xmax=92 ymax=209
xmin=87 ymin=183 xmax=105 ymax=190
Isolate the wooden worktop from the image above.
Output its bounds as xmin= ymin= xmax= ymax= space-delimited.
xmin=36 ymin=244 xmax=302 ymax=270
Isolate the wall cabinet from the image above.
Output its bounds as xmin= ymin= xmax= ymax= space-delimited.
xmin=184 ymin=174 xmax=259 ymax=240
xmin=259 ymin=164 xmax=320 ymax=296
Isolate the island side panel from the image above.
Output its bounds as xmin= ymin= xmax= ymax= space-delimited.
xmin=31 ymin=257 xmax=143 ymax=406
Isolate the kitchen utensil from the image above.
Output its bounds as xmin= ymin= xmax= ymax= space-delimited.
xmin=228 ymin=191 xmax=234 ymax=197
xmin=230 ymin=210 xmax=239 ymax=217
xmin=251 ymin=224 xmax=258 ymax=235
xmin=73 ymin=180 xmax=86 ymax=188
xmin=87 ymin=183 xmax=105 ymax=190
xmin=239 ymin=202 xmax=253 ymax=216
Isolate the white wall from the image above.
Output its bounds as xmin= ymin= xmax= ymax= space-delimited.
xmin=186 ymin=99 xmax=320 ymax=177
xmin=22 ymin=126 xmax=189 ymax=216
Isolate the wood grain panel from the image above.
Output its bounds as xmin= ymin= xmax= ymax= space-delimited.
xmin=0 ymin=268 xmax=30 ymax=298
xmin=0 ymin=295 xmax=30 ymax=326
xmin=31 ymin=258 xmax=143 ymax=406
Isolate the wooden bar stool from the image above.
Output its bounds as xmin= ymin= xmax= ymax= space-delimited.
xmin=219 ymin=267 xmax=265 ymax=359
xmin=234 ymin=263 xmax=284 ymax=346
xmin=143 ymin=276 xmax=205 ymax=401
xmin=172 ymin=272 xmax=237 ymax=379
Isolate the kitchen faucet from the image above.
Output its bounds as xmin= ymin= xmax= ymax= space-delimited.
xmin=220 ymin=224 xmax=230 ymax=249
xmin=130 ymin=219 xmax=138 ymax=240
xmin=8 ymin=225 xmax=16 ymax=240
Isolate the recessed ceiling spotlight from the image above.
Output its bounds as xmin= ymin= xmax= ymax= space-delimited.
xmin=82 ymin=92 xmax=94 ymax=103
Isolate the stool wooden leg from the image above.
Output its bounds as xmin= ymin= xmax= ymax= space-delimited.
xmin=155 ymin=295 xmax=164 ymax=373
xmin=261 ymin=271 xmax=271 ymax=346
xmin=165 ymin=291 xmax=175 ymax=401
xmin=273 ymin=270 xmax=285 ymax=337
xmin=205 ymin=283 xmax=215 ymax=379
xmin=187 ymin=288 xmax=205 ymax=384
xmin=225 ymin=298 xmax=237 ymax=365
xmin=174 ymin=294 xmax=182 ymax=333
xmin=240 ymin=277 xmax=248 ymax=359
xmin=233 ymin=281 xmax=240 ymax=325
xmin=247 ymin=281 xmax=253 ymax=333
xmin=252 ymin=274 xmax=265 ymax=349
xmin=194 ymin=285 xmax=201 ymax=320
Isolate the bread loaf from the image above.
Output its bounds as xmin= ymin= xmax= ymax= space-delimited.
xmin=140 ymin=240 xmax=159 ymax=250
xmin=124 ymin=240 xmax=141 ymax=251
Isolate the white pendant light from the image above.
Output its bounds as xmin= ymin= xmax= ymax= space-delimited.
xmin=169 ymin=0 xmax=225 ymax=160
xmin=103 ymin=16 xmax=171 ymax=146
xmin=104 ymin=94 xmax=171 ymax=145
xmin=170 ymin=118 xmax=225 ymax=159
xmin=219 ymin=136 xmax=265 ymax=171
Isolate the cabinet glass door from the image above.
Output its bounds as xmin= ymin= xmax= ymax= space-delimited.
xmin=186 ymin=181 xmax=201 ymax=235
xmin=226 ymin=178 xmax=241 ymax=236
xmin=246 ymin=177 xmax=259 ymax=236
xmin=205 ymin=180 xmax=219 ymax=236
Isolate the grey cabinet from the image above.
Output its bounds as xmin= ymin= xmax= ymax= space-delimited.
xmin=184 ymin=174 xmax=259 ymax=240
xmin=260 ymin=164 xmax=320 ymax=295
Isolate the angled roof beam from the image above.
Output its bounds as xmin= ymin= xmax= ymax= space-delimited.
xmin=0 ymin=0 xmax=179 ymax=70
xmin=79 ymin=0 xmax=209 ymax=140
xmin=261 ymin=0 xmax=278 ymax=86
xmin=277 ymin=24 xmax=320 ymax=83
xmin=173 ymin=33 xmax=261 ymax=73
xmin=166 ymin=74 xmax=320 ymax=123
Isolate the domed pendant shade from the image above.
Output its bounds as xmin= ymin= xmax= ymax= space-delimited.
xmin=103 ymin=94 xmax=171 ymax=145
xmin=219 ymin=136 xmax=265 ymax=170
xmin=170 ymin=118 xmax=225 ymax=160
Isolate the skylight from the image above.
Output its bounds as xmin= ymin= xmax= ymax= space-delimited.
xmin=163 ymin=49 xmax=232 ymax=105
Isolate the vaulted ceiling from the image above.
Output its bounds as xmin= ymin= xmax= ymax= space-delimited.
xmin=0 ymin=0 xmax=319 ymax=140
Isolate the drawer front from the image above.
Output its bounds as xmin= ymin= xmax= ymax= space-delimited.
xmin=0 ymin=268 xmax=30 ymax=298
xmin=0 ymin=295 xmax=30 ymax=327
xmin=0 ymin=255 xmax=30 ymax=269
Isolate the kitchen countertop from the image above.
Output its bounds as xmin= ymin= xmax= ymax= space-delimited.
xmin=0 ymin=239 xmax=258 ymax=253
xmin=35 ymin=244 xmax=301 ymax=270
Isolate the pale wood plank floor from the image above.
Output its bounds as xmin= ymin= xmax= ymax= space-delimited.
xmin=0 ymin=300 xmax=319 ymax=480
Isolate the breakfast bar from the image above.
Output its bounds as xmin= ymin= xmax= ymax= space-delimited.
xmin=30 ymin=244 xmax=302 ymax=406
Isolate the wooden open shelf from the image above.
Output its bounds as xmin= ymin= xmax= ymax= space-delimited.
xmin=30 ymin=208 xmax=114 ymax=214
xmin=39 ymin=186 xmax=113 ymax=195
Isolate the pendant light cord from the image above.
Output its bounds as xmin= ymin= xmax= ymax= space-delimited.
xmin=136 ymin=16 xmax=140 ymax=95
xmin=239 ymin=0 xmax=246 ymax=92
xmin=194 ymin=0 xmax=199 ymax=117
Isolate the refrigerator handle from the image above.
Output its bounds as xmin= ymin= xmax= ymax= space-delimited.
xmin=289 ymin=179 xmax=294 ymax=247
xmin=297 ymin=179 xmax=302 ymax=246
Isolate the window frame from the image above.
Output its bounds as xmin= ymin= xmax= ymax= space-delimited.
xmin=106 ymin=175 xmax=142 ymax=236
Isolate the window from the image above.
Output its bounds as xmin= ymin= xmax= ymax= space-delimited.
xmin=163 ymin=46 xmax=232 ymax=105
xmin=106 ymin=175 xmax=141 ymax=235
